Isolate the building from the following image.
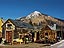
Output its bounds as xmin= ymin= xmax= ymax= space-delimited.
xmin=2 ymin=19 xmax=33 ymax=44
xmin=33 ymin=24 xmax=57 ymax=43
xmin=40 ymin=25 xmax=57 ymax=43
xmin=34 ymin=23 xmax=64 ymax=43
xmin=2 ymin=19 xmax=64 ymax=44
xmin=0 ymin=18 xmax=4 ymax=38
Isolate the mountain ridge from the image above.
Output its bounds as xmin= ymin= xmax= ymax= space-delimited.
xmin=16 ymin=11 xmax=64 ymax=26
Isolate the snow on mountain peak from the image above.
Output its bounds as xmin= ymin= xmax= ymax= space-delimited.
xmin=34 ymin=11 xmax=41 ymax=14
xmin=26 ymin=11 xmax=42 ymax=19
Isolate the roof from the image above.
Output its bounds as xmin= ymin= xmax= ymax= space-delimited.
xmin=2 ymin=19 xmax=33 ymax=29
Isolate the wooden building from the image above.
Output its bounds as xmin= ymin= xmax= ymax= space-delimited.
xmin=2 ymin=19 xmax=33 ymax=44
xmin=2 ymin=19 xmax=64 ymax=44
xmin=34 ymin=24 xmax=64 ymax=43
xmin=40 ymin=25 xmax=57 ymax=43
xmin=33 ymin=24 xmax=57 ymax=43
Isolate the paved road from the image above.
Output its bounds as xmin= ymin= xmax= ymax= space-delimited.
xmin=0 ymin=43 xmax=51 ymax=48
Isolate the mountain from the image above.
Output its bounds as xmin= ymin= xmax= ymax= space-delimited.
xmin=16 ymin=11 xmax=64 ymax=26
xmin=26 ymin=11 xmax=42 ymax=19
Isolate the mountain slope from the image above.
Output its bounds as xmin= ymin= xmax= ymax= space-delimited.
xmin=17 ymin=11 xmax=64 ymax=26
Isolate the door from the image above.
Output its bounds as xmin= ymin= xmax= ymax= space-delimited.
xmin=36 ymin=32 xmax=39 ymax=40
xmin=6 ymin=31 xmax=12 ymax=43
xmin=32 ymin=32 xmax=34 ymax=42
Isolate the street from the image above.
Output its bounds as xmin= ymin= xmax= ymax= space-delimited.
xmin=0 ymin=40 xmax=64 ymax=48
xmin=0 ymin=43 xmax=51 ymax=48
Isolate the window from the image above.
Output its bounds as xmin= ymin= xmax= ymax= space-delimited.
xmin=7 ymin=24 xmax=12 ymax=27
xmin=6 ymin=24 xmax=12 ymax=29
xmin=20 ymin=35 xmax=22 ymax=39
xmin=45 ymin=33 xmax=48 ymax=36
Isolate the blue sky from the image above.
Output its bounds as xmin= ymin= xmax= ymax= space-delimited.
xmin=0 ymin=0 xmax=64 ymax=20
